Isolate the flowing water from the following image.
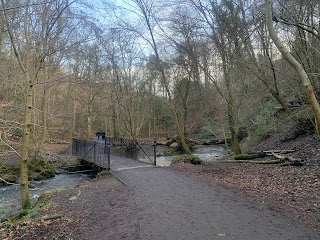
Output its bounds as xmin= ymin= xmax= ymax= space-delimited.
xmin=193 ymin=145 xmax=228 ymax=161
xmin=0 ymin=173 xmax=91 ymax=221
xmin=140 ymin=145 xmax=228 ymax=167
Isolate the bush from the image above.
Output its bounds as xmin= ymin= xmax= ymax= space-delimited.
xmin=199 ymin=130 xmax=214 ymax=140
xmin=248 ymin=100 xmax=281 ymax=144
xmin=237 ymin=126 xmax=248 ymax=141
xmin=11 ymin=128 xmax=23 ymax=138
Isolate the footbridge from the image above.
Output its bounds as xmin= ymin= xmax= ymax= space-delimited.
xmin=71 ymin=138 xmax=157 ymax=171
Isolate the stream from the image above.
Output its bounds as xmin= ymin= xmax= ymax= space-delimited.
xmin=140 ymin=145 xmax=228 ymax=167
xmin=0 ymin=173 xmax=92 ymax=221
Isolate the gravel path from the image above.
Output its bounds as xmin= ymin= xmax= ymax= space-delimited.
xmin=110 ymin=156 xmax=320 ymax=240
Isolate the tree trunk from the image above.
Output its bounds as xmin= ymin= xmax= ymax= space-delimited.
xmin=39 ymin=88 xmax=48 ymax=159
xmin=87 ymin=86 xmax=93 ymax=141
xmin=70 ymin=99 xmax=77 ymax=140
xmin=104 ymin=115 xmax=108 ymax=137
xmin=227 ymin=89 xmax=241 ymax=155
xmin=133 ymin=0 xmax=192 ymax=155
xmin=87 ymin=103 xmax=92 ymax=141
xmin=112 ymin=104 xmax=118 ymax=138
xmin=20 ymin=75 xmax=33 ymax=209
xmin=238 ymin=0 xmax=292 ymax=115
xmin=266 ymin=0 xmax=320 ymax=135
xmin=223 ymin=58 xmax=242 ymax=155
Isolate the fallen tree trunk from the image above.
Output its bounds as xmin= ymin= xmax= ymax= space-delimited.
xmin=271 ymin=152 xmax=295 ymax=161
xmin=270 ymin=152 xmax=304 ymax=166
xmin=165 ymin=138 xmax=177 ymax=147
xmin=220 ymin=159 xmax=286 ymax=164
xmin=234 ymin=152 xmax=267 ymax=160
xmin=263 ymin=149 xmax=296 ymax=154
xmin=223 ymin=151 xmax=303 ymax=166
xmin=41 ymin=214 xmax=62 ymax=221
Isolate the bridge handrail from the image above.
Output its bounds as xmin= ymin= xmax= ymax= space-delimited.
xmin=105 ymin=137 xmax=127 ymax=147
xmin=72 ymin=138 xmax=109 ymax=169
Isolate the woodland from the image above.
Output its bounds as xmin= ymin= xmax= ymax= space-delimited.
xmin=0 ymin=0 xmax=319 ymax=212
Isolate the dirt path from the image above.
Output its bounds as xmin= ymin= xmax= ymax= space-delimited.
xmin=112 ymin=160 xmax=319 ymax=240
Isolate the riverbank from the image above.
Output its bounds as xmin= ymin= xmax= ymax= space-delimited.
xmin=0 ymin=175 xmax=139 ymax=240
xmin=0 ymin=158 xmax=56 ymax=187
xmin=0 ymin=144 xmax=80 ymax=186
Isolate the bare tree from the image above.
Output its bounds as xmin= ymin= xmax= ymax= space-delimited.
xmin=266 ymin=0 xmax=320 ymax=135
xmin=187 ymin=0 xmax=243 ymax=154
xmin=1 ymin=0 xmax=74 ymax=209
xmin=120 ymin=0 xmax=193 ymax=154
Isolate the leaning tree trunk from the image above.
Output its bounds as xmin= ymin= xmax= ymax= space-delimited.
xmin=266 ymin=0 xmax=320 ymax=135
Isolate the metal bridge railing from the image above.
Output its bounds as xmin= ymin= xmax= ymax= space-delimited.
xmin=105 ymin=137 xmax=126 ymax=147
xmin=71 ymin=137 xmax=157 ymax=168
xmin=72 ymin=138 xmax=110 ymax=169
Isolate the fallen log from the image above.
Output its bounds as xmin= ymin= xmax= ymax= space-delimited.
xmin=41 ymin=214 xmax=62 ymax=221
xmin=235 ymin=152 xmax=267 ymax=160
xmin=263 ymin=149 xmax=295 ymax=154
xmin=220 ymin=159 xmax=286 ymax=164
xmin=222 ymin=151 xmax=303 ymax=166
xmin=271 ymin=152 xmax=295 ymax=161
xmin=165 ymin=138 xmax=177 ymax=147
xmin=271 ymin=152 xmax=304 ymax=166
xmin=0 ymin=176 xmax=19 ymax=186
